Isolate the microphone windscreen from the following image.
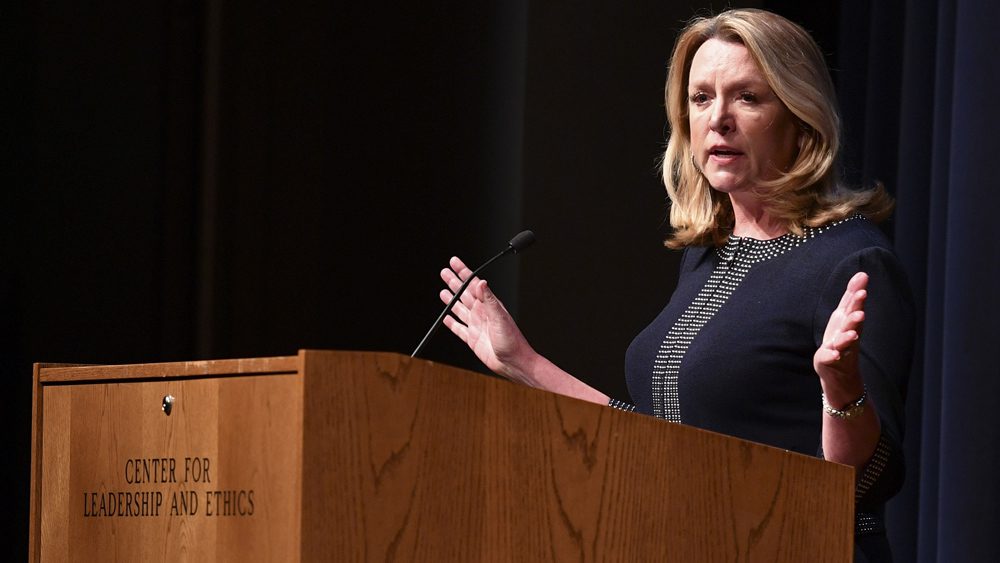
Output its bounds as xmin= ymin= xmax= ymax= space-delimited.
xmin=508 ymin=230 xmax=536 ymax=253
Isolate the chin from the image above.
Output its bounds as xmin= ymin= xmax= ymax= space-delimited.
xmin=704 ymin=173 xmax=748 ymax=194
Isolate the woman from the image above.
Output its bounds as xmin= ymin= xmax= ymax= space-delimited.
xmin=438 ymin=9 xmax=913 ymax=562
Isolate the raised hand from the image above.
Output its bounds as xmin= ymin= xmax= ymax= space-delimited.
xmin=814 ymin=271 xmax=868 ymax=382
xmin=439 ymin=256 xmax=536 ymax=383
xmin=437 ymin=256 xmax=610 ymax=404
xmin=814 ymin=271 xmax=883 ymax=469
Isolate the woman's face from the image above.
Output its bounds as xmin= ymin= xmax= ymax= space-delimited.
xmin=687 ymin=38 xmax=800 ymax=196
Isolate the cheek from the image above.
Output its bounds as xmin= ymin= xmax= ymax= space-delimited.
xmin=772 ymin=124 xmax=801 ymax=166
xmin=690 ymin=112 xmax=709 ymax=131
xmin=761 ymin=114 xmax=800 ymax=161
xmin=746 ymin=120 xmax=789 ymax=161
xmin=688 ymin=117 xmax=707 ymax=150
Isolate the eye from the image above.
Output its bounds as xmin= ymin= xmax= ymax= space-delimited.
xmin=738 ymin=91 xmax=758 ymax=103
xmin=689 ymin=92 xmax=710 ymax=105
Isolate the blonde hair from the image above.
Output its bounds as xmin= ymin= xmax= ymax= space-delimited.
xmin=662 ymin=8 xmax=892 ymax=248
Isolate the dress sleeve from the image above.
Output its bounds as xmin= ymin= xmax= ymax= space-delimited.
xmin=608 ymin=398 xmax=637 ymax=412
xmin=812 ymin=246 xmax=915 ymax=509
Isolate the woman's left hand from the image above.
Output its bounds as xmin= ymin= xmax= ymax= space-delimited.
xmin=814 ymin=271 xmax=868 ymax=383
xmin=814 ymin=271 xmax=882 ymax=469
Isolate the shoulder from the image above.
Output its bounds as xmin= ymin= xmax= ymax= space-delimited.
xmin=678 ymin=244 xmax=714 ymax=273
xmin=808 ymin=217 xmax=914 ymax=317
xmin=791 ymin=216 xmax=913 ymax=315
xmin=808 ymin=216 xmax=894 ymax=256
xmin=795 ymin=216 xmax=904 ymax=278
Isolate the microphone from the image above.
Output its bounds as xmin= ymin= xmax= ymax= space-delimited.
xmin=411 ymin=230 xmax=536 ymax=358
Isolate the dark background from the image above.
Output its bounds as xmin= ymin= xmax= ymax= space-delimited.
xmin=6 ymin=1 xmax=998 ymax=561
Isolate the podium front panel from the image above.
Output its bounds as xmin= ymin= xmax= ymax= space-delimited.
xmin=32 ymin=359 xmax=302 ymax=563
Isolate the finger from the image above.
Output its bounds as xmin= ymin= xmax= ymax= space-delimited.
xmin=441 ymin=267 xmax=468 ymax=289
xmin=448 ymin=257 xmax=486 ymax=308
xmin=449 ymin=255 xmax=471 ymax=274
xmin=478 ymin=279 xmax=511 ymax=314
xmin=441 ymin=266 xmax=464 ymax=292
xmin=439 ymin=288 xmax=457 ymax=308
xmin=848 ymin=271 xmax=869 ymax=293
xmin=442 ymin=270 xmax=463 ymax=296
xmin=846 ymin=310 xmax=865 ymax=333
xmin=440 ymin=280 xmax=481 ymax=327
xmin=475 ymin=278 xmax=491 ymax=301
xmin=831 ymin=308 xmax=865 ymax=335
xmin=449 ymin=298 xmax=473 ymax=325
xmin=442 ymin=315 xmax=469 ymax=343
xmin=467 ymin=277 xmax=486 ymax=300
xmin=449 ymin=256 xmax=476 ymax=282
xmin=441 ymin=267 xmax=482 ymax=311
xmin=438 ymin=290 xmax=471 ymax=327
xmin=815 ymin=347 xmax=841 ymax=365
xmin=846 ymin=288 xmax=868 ymax=315
xmin=829 ymin=329 xmax=859 ymax=351
xmin=837 ymin=272 xmax=869 ymax=310
xmin=841 ymin=304 xmax=866 ymax=339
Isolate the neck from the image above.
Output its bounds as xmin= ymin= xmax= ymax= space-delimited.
xmin=729 ymin=193 xmax=786 ymax=239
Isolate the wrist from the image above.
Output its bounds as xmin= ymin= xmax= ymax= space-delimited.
xmin=499 ymin=346 xmax=542 ymax=386
xmin=822 ymin=386 xmax=867 ymax=420
xmin=818 ymin=372 xmax=865 ymax=409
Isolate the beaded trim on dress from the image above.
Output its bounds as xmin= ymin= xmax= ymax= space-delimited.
xmin=650 ymin=214 xmax=864 ymax=422
xmin=717 ymin=214 xmax=864 ymax=263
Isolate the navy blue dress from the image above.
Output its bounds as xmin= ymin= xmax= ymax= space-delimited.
xmin=613 ymin=216 xmax=914 ymax=562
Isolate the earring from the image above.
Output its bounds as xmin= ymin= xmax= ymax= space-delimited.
xmin=690 ymin=153 xmax=701 ymax=173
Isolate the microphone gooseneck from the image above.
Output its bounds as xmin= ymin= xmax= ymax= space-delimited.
xmin=411 ymin=230 xmax=535 ymax=358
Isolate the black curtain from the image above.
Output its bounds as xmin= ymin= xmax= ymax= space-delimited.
xmin=834 ymin=0 xmax=1000 ymax=560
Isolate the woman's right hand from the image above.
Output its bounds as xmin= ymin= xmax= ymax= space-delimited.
xmin=439 ymin=256 xmax=610 ymax=405
xmin=439 ymin=256 xmax=538 ymax=384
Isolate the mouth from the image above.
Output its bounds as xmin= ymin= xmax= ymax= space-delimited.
xmin=708 ymin=147 xmax=744 ymax=164
xmin=709 ymin=147 xmax=743 ymax=157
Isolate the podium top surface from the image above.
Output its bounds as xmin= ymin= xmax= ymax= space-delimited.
xmin=36 ymin=354 xmax=299 ymax=384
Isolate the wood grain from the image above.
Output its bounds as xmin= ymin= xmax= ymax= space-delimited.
xmin=298 ymin=350 xmax=853 ymax=562
xmin=31 ymin=351 xmax=853 ymax=562
xmin=33 ymin=359 xmax=301 ymax=563
xmin=39 ymin=356 xmax=297 ymax=383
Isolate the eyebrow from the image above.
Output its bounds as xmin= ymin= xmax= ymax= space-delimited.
xmin=687 ymin=77 xmax=771 ymax=93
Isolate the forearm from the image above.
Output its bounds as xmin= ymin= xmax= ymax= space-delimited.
xmin=508 ymin=350 xmax=611 ymax=405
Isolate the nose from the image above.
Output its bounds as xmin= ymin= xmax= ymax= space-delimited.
xmin=709 ymin=100 xmax=733 ymax=135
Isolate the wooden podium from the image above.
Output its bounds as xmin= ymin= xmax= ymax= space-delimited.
xmin=29 ymin=350 xmax=854 ymax=561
